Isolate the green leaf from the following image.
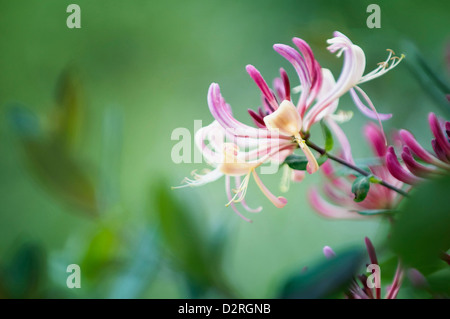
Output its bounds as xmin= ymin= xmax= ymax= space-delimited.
xmin=155 ymin=182 xmax=233 ymax=297
xmin=284 ymin=154 xmax=328 ymax=171
xmin=352 ymin=209 xmax=395 ymax=216
xmin=279 ymin=248 xmax=364 ymax=299
xmin=390 ymin=176 xmax=450 ymax=275
xmin=9 ymin=104 xmax=98 ymax=216
xmin=53 ymin=69 xmax=84 ymax=150
xmin=24 ymin=140 xmax=98 ymax=215
xmin=317 ymin=154 xmax=328 ymax=166
xmin=351 ymin=176 xmax=370 ymax=202
xmin=426 ymin=268 xmax=450 ymax=297
xmin=109 ymin=229 xmax=160 ymax=298
xmin=320 ymin=120 xmax=334 ymax=152
xmin=402 ymin=41 xmax=450 ymax=115
xmin=369 ymin=176 xmax=382 ymax=184
xmin=1 ymin=243 xmax=46 ymax=298
xmin=284 ymin=154 xmax=308 ymax=170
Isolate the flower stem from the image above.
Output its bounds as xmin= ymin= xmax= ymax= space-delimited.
xmin=306 ymin=140 xmax=409 ymax=197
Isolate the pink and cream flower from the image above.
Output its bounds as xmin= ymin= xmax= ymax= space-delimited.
xmin=177 ymin=31 xmax=403 ymax=221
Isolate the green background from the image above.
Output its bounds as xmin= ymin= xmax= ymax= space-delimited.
xmin=0 ymin=0 xmax=448 ymax=298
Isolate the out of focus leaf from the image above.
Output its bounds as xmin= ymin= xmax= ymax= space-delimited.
xmin=9 ymin=105 xmax=98 ymax=216
xmin=81 ymin=227 xmax=120 ymax=281
xmin=279 ymin=248 xmax=364 ymax=299
xmin=0 ymin=243 xmax=46 ymax=298
xmin=320 ymin=120 xmax=334 ymax=152
xmin=109 ymin=229 xmax=159 ymax=299
xmin=390 ymin=176 xmax=450 ymax=275
xmin=426 ymin=268 xmax=450 ymax=297
xmin=155 ymin=182 xmax=233 ymax=297
xmin=53 ymin=69 xmax=84 ymax=150
xmin=351 ymin=175 xmax=370 ymax=202
xmin=402 ymin=41 xmax=450 ymax=115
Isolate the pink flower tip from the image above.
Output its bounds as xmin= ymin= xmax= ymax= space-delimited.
xmin=323 ymin=246 xmax=336 ymax=259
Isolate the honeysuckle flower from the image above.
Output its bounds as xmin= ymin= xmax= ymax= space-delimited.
xmin=386 ymin=112 xmax=450 ymax=185
xmin=323 ymin=238 xmax=403 ymax=299
xmin=176 ymin=31 xmax=403 ymax=221
xmin=345 ymin=237 xmax=403 ymax=299
xmin=175 ymin=118 xmax=294 ymax=222
xmin=308 ymin=122 xmax=404 ymax=219
xmin=323 ymin=246 xmax=336 ymax=259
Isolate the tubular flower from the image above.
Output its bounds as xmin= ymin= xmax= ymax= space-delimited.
xmin=308 ymin=122 xmax=404 ymax=219
xmin=348 ymin=237 xmax=403 ymax=299
xmin=322 ymin=238 xmax=403 ymax=299
xmin=176 ymin=31 xmax=403 ymax=221
xmin=386 ymin=112 xmax=450 ymax=185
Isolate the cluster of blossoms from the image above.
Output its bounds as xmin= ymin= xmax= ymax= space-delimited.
xmin=177 ymin=31 xmax=404 ymax=222
xmin=310 ymin=112 xmax=450 ymax=218
xmin=175 ymin=31 xmax=449 ymax=300
xmin=324 ymin=238 xmax=403 ymax=299
xmin=386 ymin=113 xmax=450 ymax=185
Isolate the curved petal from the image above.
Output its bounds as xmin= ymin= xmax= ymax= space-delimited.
xmin=246 ymin=65 xmax=278 ymax=111
xmin=386 ymin=146 xmax=422 ymax=185
xmin=207 ymin=83 xmax=283 ymax=139
xmin=326 ymin=118 xmax=355 ymax=165
xmin=401 ymin=147 xmax=436 ymax=177
xmin=252 ymin=169 xmax=287 ymax=208
xmin=429 ymin=113 xmax=450 ymax=155
xmin=308 ymin=188 xmax=365 ymax=219
xmin=364 ymin=122 xmax=387 ymax=157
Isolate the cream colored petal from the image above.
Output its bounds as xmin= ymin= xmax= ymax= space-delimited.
xmin=263 ymin=100 xmax=301 ymax=137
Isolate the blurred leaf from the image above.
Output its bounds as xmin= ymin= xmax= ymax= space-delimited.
xmin=351 ymin=175 xmax=370 ymax=202
xmin=9 ymin=104 xmax=98 ymax=216
xmin=426 ymin=268 xmax=450 ymax=297
xmin=279 ymin=248 xmax=364 ymax=299
xmin=378 ymin=255 xmax=399 ymax=282
xmin=155 ymin=182 xmax=233 ymax=297
xmin=0 ymin=243 xmax=46 ymax=298
xmin=24 ymin=140 xmax=97 ymax=215
xmin=109 ymin=229 xmax=159 ymax=298
xmin=320 ymin=120 xmax=334 ymax=152
xmin=53 ymin=69 xmax=84 ymax=150
xmin=402 ymin=41 xmax=450 ymax=115
xmin=81 ymin=227 xmax=120 ymax=281
xmin=390 ymin=176 xmax=450 ymax=275
xmin=317 ymin=154 xmax=328 ymax=166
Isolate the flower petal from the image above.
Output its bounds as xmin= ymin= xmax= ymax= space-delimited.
xmin=252 ymin=170 xmax=287 ymax=208
xmin=308 ymin=188 xmax=364 ymax=219
xmin=386 ymin=146 xmax=422 ymax=185
xmin=246 ymin=65 xmax=278 ymax=111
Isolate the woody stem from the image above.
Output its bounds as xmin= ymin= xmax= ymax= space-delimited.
xmin=306 ymin=140 xmax=409 ymax=197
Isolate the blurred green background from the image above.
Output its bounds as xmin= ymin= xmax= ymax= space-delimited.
xmin=0 ymin=0 xmax=448 ymax=298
